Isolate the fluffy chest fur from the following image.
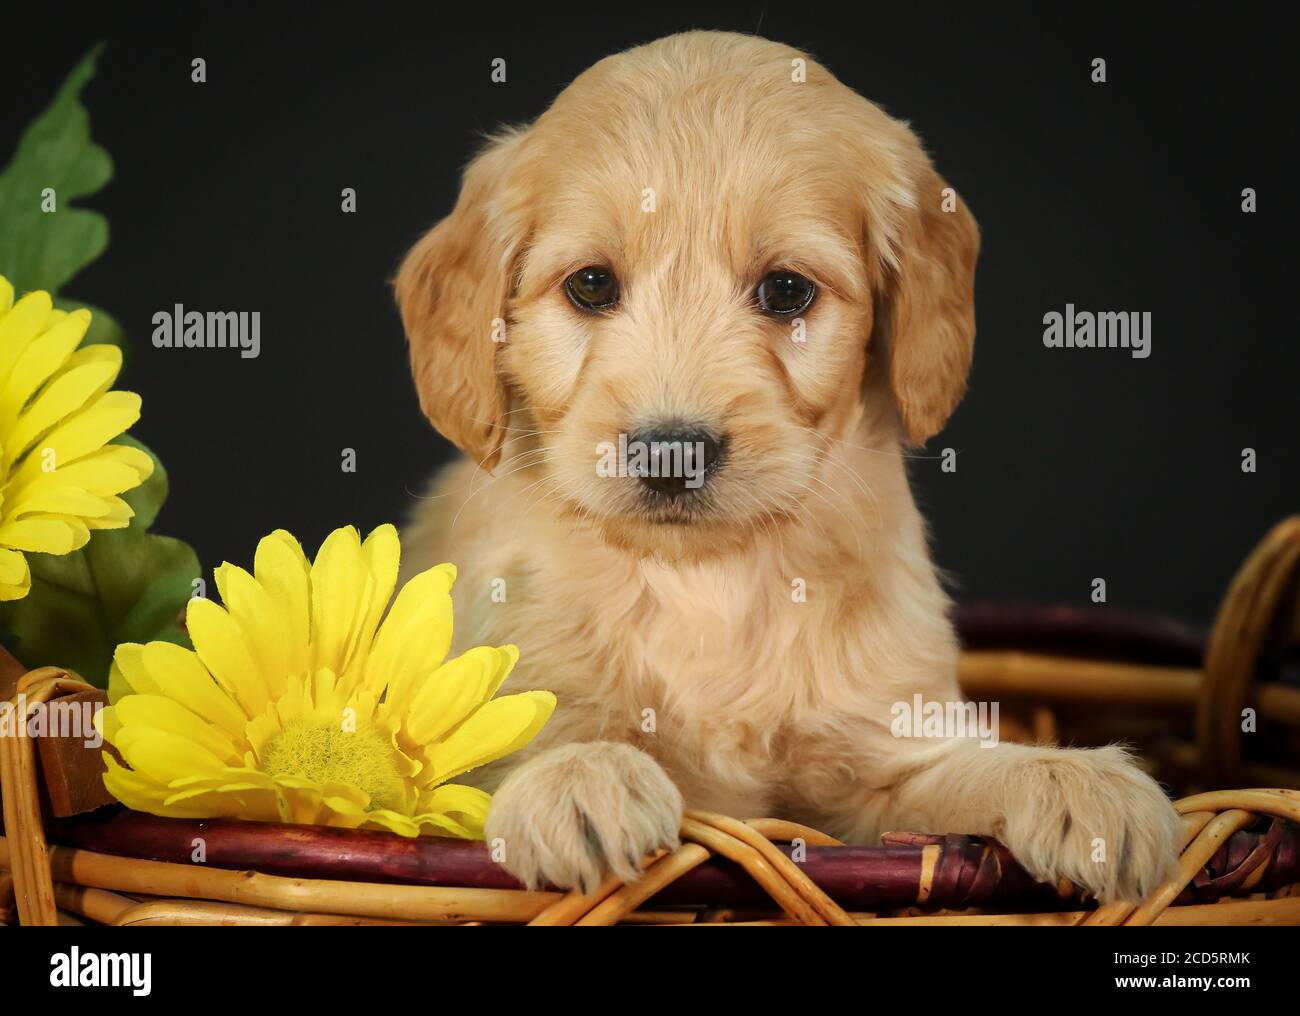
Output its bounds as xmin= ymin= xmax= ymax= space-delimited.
xmin=401 ymin=449 xmax=961 ymax=814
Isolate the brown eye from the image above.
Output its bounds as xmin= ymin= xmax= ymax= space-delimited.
xmin=756 ymin=271 xmax=816 ymax=315
xmin=565 ymin=266 xmax=619 ymax=310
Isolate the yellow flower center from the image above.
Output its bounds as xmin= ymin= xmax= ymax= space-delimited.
xmin=261 ymin=721 xmax=402 ymax=809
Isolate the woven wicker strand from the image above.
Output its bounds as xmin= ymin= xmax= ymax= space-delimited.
xmin=692 ymin=810 xmax=854 ymax=925
xmin=527 ymin=850 xmax=667 ymax=926
xmin=573 ymin=845 xmax=712 ymax=925
xmin=1197 ymin=517 xmax=1300 ymax=787
xmin=2 ymin=669 xmax=1299 ymax=924
xmin=3 ymin=672 xmax=1299 ymax=924
xmin=2 ymin=794 xmax=1297 ymax=925
xmin=0 ymin=835 xmax=565 ymax=923
xmin=523 ymin=813 xmax=856 ymax=926
xmin=697 ymin=897 xmax=1300 ymax=927
xmin=52 ymin=883 xmax=450 ymax=926
xmin=1080 ymin=789 xmax=1300 ymax=926
xmin=0 ymin=665 xmax=93 ymax=926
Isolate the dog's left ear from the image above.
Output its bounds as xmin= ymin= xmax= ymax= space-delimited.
xmin=866 ymin=140 xmax=980 ymax=446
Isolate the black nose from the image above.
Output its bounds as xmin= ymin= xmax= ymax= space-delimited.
xmin=628 ymin=426 xmax=724 ymax=497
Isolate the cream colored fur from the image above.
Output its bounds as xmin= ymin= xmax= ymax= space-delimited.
xmin=395 ymin=31 xmax=1182 ymax=901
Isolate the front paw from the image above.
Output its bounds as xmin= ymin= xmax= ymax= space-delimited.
xmin=484 ymin=741 xmax=684 ymax=894
xmin=999 ymin=745 xmax=1183 ymax=903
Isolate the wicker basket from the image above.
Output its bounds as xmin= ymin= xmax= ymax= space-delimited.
xmin=2 ymin=518 xmax=1299 ymax=927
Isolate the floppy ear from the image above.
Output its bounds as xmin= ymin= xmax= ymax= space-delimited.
xmin=869 ymin=151 xmax=980 ymax=446
xmin=395 ymin=129 xmax=529 ymax=470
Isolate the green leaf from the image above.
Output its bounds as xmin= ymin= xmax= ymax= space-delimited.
xmin=0 ymin=45 xmax=125 ymax=353
xmin=0 ymin=48 xmax=201 ymax=683
xmin=0 ymin=437 xmax=201 ymax=686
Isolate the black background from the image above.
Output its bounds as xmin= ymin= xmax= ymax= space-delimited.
xmin=2 ymin=3 xmax=1294 ymax=625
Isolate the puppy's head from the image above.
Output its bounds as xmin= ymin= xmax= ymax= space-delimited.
xmin=397 ymin=32 xmax=978 ymax=561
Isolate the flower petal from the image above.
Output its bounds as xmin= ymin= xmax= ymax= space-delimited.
xmin=5 ymin=443 xmax=154 ymax=507
xmin=347 ymin=524 xmax=401 ymax=683
xmin=112 ymin=725 xmax=228 ymax=785
xmin=11 ymin=389 xmax=141 ymax=487
xmin=0 ymin=548 xmax=31 ymax=601
xmin=112 ymin=694 xmax=240 ymax=762
xmin=422 ymin=690 xmax=556 ymax=786
xmin=0 ymin=309 xmax=90 ymax=439
xmin=139 ymin=640 xmax=249 ymax=737
xmin=215 ymin=562 xmax=292 ymax=699
xmin=362 ymin=808 xmax=421 ymax=837
xmin=0 ymin=516 xmax=90 ymax=554
xmin=366 ymin=562 xmax=456 ymax=703
xmin=186 ymin=597 xmax=272 ymax=717
xmin=309 ymin=526 xmax=368 ymax=679
xmin=110 ymin=643 xmax=157 ymax=700
xmin=0 ymin=291 xmax=54 ymax=382
xmin=418 ymin=782 xmax=491 ymax=838
xmin=401 ymin=646 xmax=508 ymax=747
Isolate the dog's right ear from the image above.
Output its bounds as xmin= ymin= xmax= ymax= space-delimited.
xmin=395 ymin=128 xmax=530 ymax=471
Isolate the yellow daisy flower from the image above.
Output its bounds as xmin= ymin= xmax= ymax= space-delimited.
xmin=96 ymin=524 xmax=555 ymax=838
xmin=0 ymin=276 xmax=153 ymax=600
